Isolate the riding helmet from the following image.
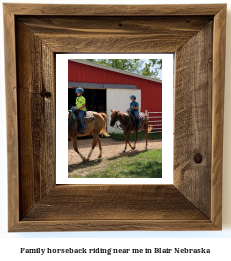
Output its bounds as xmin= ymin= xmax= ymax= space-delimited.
xmin=130 ymin=94 xmax=136 ymax=99
xmin=75 ymin=87 xmax=84 ymax=93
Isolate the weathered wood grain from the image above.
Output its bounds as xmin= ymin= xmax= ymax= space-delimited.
xmin=18 ymin=16 xmax=213 ymax=53
xmin=174 ymin=22 xmax=213 ymax=218
xmin=16 ymin=19 xmax=56 ymax=218
xmin=4 ymin=3 xmax=226 ymax=232
xmin=13 ymin=185 xmax=219 ymax=231
xmin=40 ymin=96 xmax=56 ymax=197
xmin=22 ymin=185 xmax=207 ymax=221
xmin=11 ymin=220 xmax=219 ymax=232
xmin=40 ymin=44 xmax=56 ymax=198
xmin=16 ymin=20 xmax=41 ymax=217
xmin=211 ymin=5 xmax=226 ymax=228
xmin=4 ymin=3 xmax=225 ymax=16
xmin=3 ymin=4 xmax=19 ymax=231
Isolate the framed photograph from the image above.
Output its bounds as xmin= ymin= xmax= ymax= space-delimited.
xmin=4 ymin=4 xmax=226 ymax=231
xmin=56 ymin=54 xmax=173 ymax=184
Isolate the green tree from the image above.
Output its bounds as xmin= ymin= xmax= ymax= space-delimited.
xmin=149 ymin=59 xmax=162 ymax=69
xmin=141 ymin=59 xmax=162 ymax=78
xmin=85 ymin=59 xmax=162 ymax=79
xmin=85 ymin=59 xmax=143 ymax=74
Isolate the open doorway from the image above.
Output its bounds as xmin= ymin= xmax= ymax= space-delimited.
xmin=68 ymin=88 xmax=106 ymax=113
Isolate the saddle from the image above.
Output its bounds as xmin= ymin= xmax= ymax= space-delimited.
xmin=139 ymin=112 xmax=146 ymax=121
xmin=84 ymin=111 xmax=95 ymax=123
xmin=73 ymin=110 xmax=95 ymax=123
xmin=73 ymin=110 xmax=95 ymax=134
xmin=129 ymin=110 xmax=146 ymax=131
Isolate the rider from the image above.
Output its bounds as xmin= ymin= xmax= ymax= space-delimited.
xmin=75 ymin=87 xmax=87 ymax=133
xmin=129 ymin=94 xmax=141 ymax=128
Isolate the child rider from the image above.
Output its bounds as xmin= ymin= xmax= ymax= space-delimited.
xmin=75 ymin=87 xmax=87 ymax=133
xmin=130 ymin=94 xmax=141 ymax=128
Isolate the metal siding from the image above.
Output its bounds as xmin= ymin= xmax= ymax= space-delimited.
xmin=68 ymin=60 xmax=162 ymax=113
xmin=107 ymin=89 xmax=141 ymax=133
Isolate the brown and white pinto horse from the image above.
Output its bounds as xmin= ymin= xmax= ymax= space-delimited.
xmin=110 ymin=110 xmax=148 ymax=152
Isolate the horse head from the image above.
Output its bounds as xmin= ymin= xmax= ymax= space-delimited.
xmin=110 ymin=109 xmax=120 ymax=127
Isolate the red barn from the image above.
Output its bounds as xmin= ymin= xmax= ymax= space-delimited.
xmin=68 ymin=59 xmax=162 ymax=133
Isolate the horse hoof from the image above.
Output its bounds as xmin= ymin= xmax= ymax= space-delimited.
xmin=132 ymin=147 xmax=135 ymax=150
xmin=123 ymin=150 xmax=126 ymax=153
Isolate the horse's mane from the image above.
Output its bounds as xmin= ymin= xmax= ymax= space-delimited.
xmin=118 ymin=111 xmax=129 ymax=117
xmin=115 ymin=111 xmax=130 ymax=127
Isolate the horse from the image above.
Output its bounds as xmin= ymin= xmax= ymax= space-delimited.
xmin=68 ymin=110 xmax=110 ymax=161
xmin=110 ymin=109 xmax=149 ymax=152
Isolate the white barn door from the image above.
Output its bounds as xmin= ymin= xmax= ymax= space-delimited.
xmin=106 ymin=88 xmax=141 ymax=133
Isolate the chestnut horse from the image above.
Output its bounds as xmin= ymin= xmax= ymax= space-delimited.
xmin=110 ymin=110 xmax=148 ymax=152
xmin=68 ymin=110 xmax=109 ymax=161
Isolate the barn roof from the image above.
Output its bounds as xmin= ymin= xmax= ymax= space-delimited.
xmin=69 ymin=59 xmax=162 ymax=84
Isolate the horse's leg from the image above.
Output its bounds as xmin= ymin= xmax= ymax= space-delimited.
xmin=127 ymin=140 xmax=133 ymax=150
xmin=97 ymin=137 xmax=102 ymax=159
xmin=71 ymin=136 xmax=85 ymax=161
xmin=86 ymin=131 xmax=99 ymax=161
xmin=123 ymin=132 xmax=132 ymax=152
xmin=144 ymin=124 xmax=148 ymax=150
xmin=123 ymin=131 xmax=133 ymax=150
xmin=133 ymin=130 xmax=138 ymax=150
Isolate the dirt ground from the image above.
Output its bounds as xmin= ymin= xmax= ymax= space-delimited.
xmin=68 ymin=138 xmax=162 ymax=176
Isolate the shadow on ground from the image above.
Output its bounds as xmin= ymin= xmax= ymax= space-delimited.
xmin=68 ymin=149 xmax=148 ymax=172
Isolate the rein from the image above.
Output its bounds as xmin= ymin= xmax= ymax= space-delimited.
xmin=113 ymin=109 xmax=131 ymax=131
xmin=68 ymin=107 xmax=77 ymax=126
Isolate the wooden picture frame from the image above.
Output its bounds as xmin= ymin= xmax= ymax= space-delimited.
xmin=4 ymin=4 xmax=226 ymax=232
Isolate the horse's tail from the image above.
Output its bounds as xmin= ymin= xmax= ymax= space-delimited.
xmin=99 ymin=113 xmax=110 ymax=137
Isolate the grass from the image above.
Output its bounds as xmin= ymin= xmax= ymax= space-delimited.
xmin=70 ymin=149 xmax=162 ymax=178
xmin=106 ymin=132 xmax=162 ymax=141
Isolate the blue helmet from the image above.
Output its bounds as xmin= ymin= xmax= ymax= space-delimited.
xmin=75 ymin=87 xmax=84 ymax=93
xmin=130 ymin=95 xmax=136 ymax=99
